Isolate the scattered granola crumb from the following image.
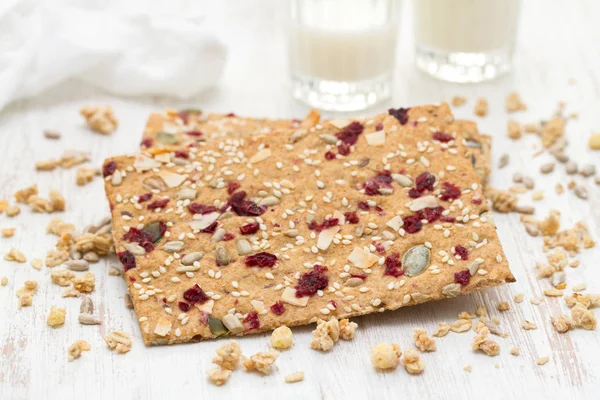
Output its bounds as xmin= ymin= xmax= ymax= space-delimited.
xmin=458 ymin=311 xmax=475 ymax=320
xmin=432 ymin=322 xmax=450 ymax=337
xmin=44 ymin=129 xmax=61 ymax=139
xmin=242 ymin=349 xmax=279 ymax=375
xmin=371 ymin=343 xmax=402 ymax=370
xmin=28 ymin=195 xmax=53 ymax=213
xmin=475 ymin=306 xmax=488 ymax=318
xmin=35 ymin=159 xmax=60 ymax=171
xmin=47 ymin=306 xmax=66 ymax=328
xmin=537 ymin=356 xmax=550 ymax=366
xmin=498 ymin=153 xmax=510 ymax=168
xmin=522 ymin=320 xmax=538 ymax=330
xmin=68 ymin=340 xmax=90 ymax=361
xmin=507 ymin=120 xmax=522 ymax=139
xmin=497 ymin=301 xmax=510 ymax=312
xmin=543 ymin=288 xmax=564 ymax=297
xmin=72 ymin=272 xmax=95 ymax=293
xmin=537 ymin=209 xmax=561 ymax=236
xmin=505 ymin=92 xmax=527 ymax=112
xmin=4 ymin=248 xmax=27 ymax=263
xmin=213 ymin=340 xmax=242 ymax=370
xmin=16 ymin=280 xmax=38 ymax=308
xmin=464 ymin=364 xmax=472 ymax=372
xmin=14 ymin=184 xmax=38 ymax=203
xmin=532 ymin=191 xmax=544 ymax=201
xmin=80 ymin=105 xmax=118 ymax=135
xmin=485 ymin=187 xmax=517 ymax=213
xmin=310 ymin=318 xmax=340 ymax=351
xmin=450 ymin=318 xmax=472 ymax=333
xmin=207 ymin=368 xmax=232 ymax=386
xmin=551 ymin=314 xmax=574 ymax=333
xmin=271 ymin=326 xmax=293 ymax=349
xmin=413 ymin=328 xmax=436 ymax=352
xmin=284 ymin=371 xmax=305 ymax=383
xmin=339 ymin=318 xmax=358 ymax=340
xmin=1 ymin=277 xmax=7 ymax=286
xmin=589 ymin=133 xmax=600 ymax=150
xmin=46 ymin=249 xmax=70 ymax=267
xmin=571 ymin=303 xmax=597 ymax=330
xmin=530 ymin=297 xmax=542 ymax=305
xmin=474 ymin=98 xmax=488 ymax=117
xmin=541 ymin=117 xmax=565 ymax=148
xmin=49 ymin=189 xmax=66 ymax=212
xmin=565 ymin=293 xmax=599 ymax=309
xmin=76 ymin=166 xmax=99 ymax=186
xmin=402 ymin=348 xmax=425 ymax=374
xmin=50 ymin=269 xmax=75 ymax=286
xmin=451 ymin=96 xmax=467 ymax=107
xmin=514 ymin=293 xmax=524 ymax=303
xmin=472 ymin=327 xmax=500 ymax=356
xmin=0 ymin=201 xmax=7 ymax=213
xmin=104 ymin=331 xmax=132 ymax=354
xmin=62 ymin=288 xmax=81 ymax=298
xmin=510 ymin=347 xmax=520 ymax=356
xmin=5 ymin=204 xmax=20 ymax=217
xmin=108 ymin=265 xmax=121 ymax=276
xmin=2 ymin=227 xmax=16 ymax=238
xmin=46 ymin=218 xmax=75 ymax=236
xmin=556 ymin=183 xmax=564 ymax=194
xmin=540 ymin=162 xmax=555 ymax=174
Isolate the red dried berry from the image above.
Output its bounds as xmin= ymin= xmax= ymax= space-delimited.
xmin=239 ymin=222 xmax=260 ymax=235
xmin=102 ymin=161 xmax=116 ymax=177
xmin=222 ymin=232 xmax=235 ymax=241
xmin=186 ymin=130 xmax=203 ymax=137
xmin=324 ymin=151 xmax=336 ymax=160
xmin=337 ymin=142 xmax=351 ymax=156
xmin=329 ymin=300 xmax=337 ymax=309
xmin=226 ymin=112 xmax=236 ymax=117
xmin=138 ymin=193 xmax=152 ymax=203
xmin=375 ymin=122 xmax=384 ymax=130
xmin=227 ymin=191 xmax=266 ymax=217
xmin=416 ymin=206 xmax=445 ymax=223
xmin=243 ymin=311 xmax=260 ymax=330
xmin=201 ymin=221 xmax=218 ymax=234
xmin=384 ymin=252 xmax=404 ymax=277
xmin=441 ymin=215 xmax=456 ymax=223
xmin=147 ymin=198 xmax=169 ymax=210
xmin=350 ymin=273 xmax=367 ymax=280
xmin=122 ymin=228 xmax=154 ymax=252
xmin=183 ymin=284 xmax=209 ymax=304
xmin=227 ymin=181 xmax=240 ymax=195
xmin=188 ymin=203 xmax=217 ymax=215
xmin=432 ymin=132 xmax=454 ymax=142
xmin=357 ymin=201 xmax=370 ymax=210
xmin=363 ymin=171 xmax=393 ymax=196
xmin=178 ymin=302 xmax=190 ymax=312
xmin=373 ymin=242 xmax=386 ymax=254
xmin=454 ymin=270 xmax=471 ymax=285
xmin=408 ymin=188 xmax=421 ymax=198
xmin=415 ymin=172 xmax=436 ymax=192
xmin=295 ymin=265 xmax=329 ymax=297
xmin=471 ymin=197 xmax=483 ymax=205
xmin=388 ymin=107 xmax=410 ymax=125
xmin=140 ymin=137 xmax=153 ymax=148
xmin=245 ymin=252 xmax=278 ymax=268
xmin=308 ymin=218 xmax=339 ymax=232
xmin=335 ymin=121 xmax=364 ymax=146
xmin=440 ymin=182 xmax=461 ymax=201
xmin=344 ymin=211 xmax=359 ymax=224
xmin=455 ymin=245 xmax=469 ymax=260
xmin=403 ymin=215 xmax=423 ymax=234
xmin=174 ymin=150 xmax=189 ymax=159
xmin=270 ymin=301 xmax=286 ymax=315
xmin=118 ymin=251 xmax=136 ymax=272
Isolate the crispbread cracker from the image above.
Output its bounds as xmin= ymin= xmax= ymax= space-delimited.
xmin=105 ymin=103 xmax=513 ymax=346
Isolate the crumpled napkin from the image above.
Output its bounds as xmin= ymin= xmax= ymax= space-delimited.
xmin=0 ymin=0 xmax=227 ymax=110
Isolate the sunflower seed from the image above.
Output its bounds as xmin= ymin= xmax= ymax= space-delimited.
xmin=236 ymin=239 xmax=252 ymax=256
xmin=442 ymin=283 xmax=461 ymax=297
xmin=540 ymin=163 xmax=555 ymax=174
xmin=215 ymin=246 xmax=231 ymax=265
xmin=80 ymin=296 xmax=94 ymax=314
xmin=512 ymin=173 xmax=523 ymax=183
xmin=344 ymin=278 xmax=364 ymax=287
xmin=259 ymin=196 xmax=280 ymax=206
xmin=66 ymin=259 xmax=89 ymax=271
xmin=318 ymin=134 xmax=338 ymax=144
xmin=357 ymin=157 xmax=370 ymax=168
xmin=44 ymin=129 xmax=61 ymax=139
xmin=78 ymin=312 xmax=101 ymax=325
xmin=524 ymin=223 xmax=539 ymax=236
xmin=523 ymin=177 xmax=535 ymax=189
xmin=402 ymin=245 xmax=430 ymax=277
xmin=290 ymin=129 xmax=308 ymax=143
xmin=163 ymin=241 xmax=185 ymax=252
xmin=565 ymin=162 xmax=578 ymax=175
xmin=123 ymin=242 xmax=146 ymax=255
xmin=181 ymin=252 xmax=204 ymax=266
xmin=514 ymin=204 xmax=535 ymax=214
xmin=83 ymin=251 xmax=99 ymax=263
xmin=574 ymin=185 xmax=588 ymax=200
xmin=484 ymin=320 xmax=504 ymax=336
xmin=124 ymin=294 xmax=134 ymax=309
xmin=69 ymin=246 xmax=82 ymax=260
xmin=211 ymin=228 xmax=226 ymax=243
xmin=498 ymin=154 xmax=509 ymax=169
xmin=391 ymin=173 xmax=413 ymax=187
xmin=580 ymin=164 xmax=596 ymax=177
xmin=108 ymin=265 xmax=122 ymax=276
xmin=551 ymin=271 xmax=566 ymax=287
xmin=284 ymin=229 xmax=299 ymax=237
xmin=377 ymin=187 xmax=394 ymax=195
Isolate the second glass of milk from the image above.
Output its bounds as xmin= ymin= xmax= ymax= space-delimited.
xmin=413 ymin=0 xmax=522 ymax=83
xmin=288 ymin=0 xmax=400 ymax=112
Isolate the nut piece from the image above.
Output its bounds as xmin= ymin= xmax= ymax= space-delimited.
xmin=2 ymin=227 xmax=16 ymax=238
xmin=76 ymin=167 xmax=98 ymax=186
xmin=4 ymin=248 xmax=26 ymax=263
xmin=271 ymin=326 xmax=294 ymax=349
xmin=51 ymin=269 xmax=75 ymax=286
xmin=73 ymin=272 xmax=95 ymax=293
xmin=212 ymin=340 xmax=242 ymax=370
xmin=242 ymin=349 xmax=279 ymax=375
xmin=451 ymin=96 xmax=467 ymax=108
xmin=413 ymin=328 xmax=436 ymax=352
xmin=505 ymin=92 xmax=527 ymax=112
xmin=432 ymin=322 xmax=450 ymax=337
xmin=472 ymin=327 xmax=500 ymax=356
xmin=474 ymin=98 xmax=488 ymax=117
xmin=371 ymin=343 xmax=402 ymax=370
xmin=402 ymin=348 xmax=425 ymax=374
xmin=339 ymin=318 xmax=358 ymax=340
xmin=47 ymin=306 xmax=66 ymax=328
xmin=16 ymin=280 xmax=38 ymax=308
xmin=450 ymin=318 xmax=472 ymax=333
xmin=104 ymin=331 xmax=132 ymax=354
xmin=80 ymin=105 xmax=118 ymax=135
xmin=67 ymin=340 xmax=90 ymax=361
xmin=207 ymin=368 xmax=232 ymax=386
xmin=522 ymin=320 xmax=537 ymax=330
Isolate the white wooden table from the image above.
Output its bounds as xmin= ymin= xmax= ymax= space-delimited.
xmin=1 ymin=1 xmax=599 ymax=399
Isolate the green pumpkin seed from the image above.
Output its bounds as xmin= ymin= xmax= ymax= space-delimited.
xmin=142 ymin=222 xmax=165 ymax=243
xmin=208 ymin=316 xmax=228 ymax=337
xmin=402 ymin=245 xmax=430 ymax=277
xmin=156 ymin=131 xmax=179 ymax=145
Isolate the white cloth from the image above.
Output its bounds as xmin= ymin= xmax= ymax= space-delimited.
xmin=0 ymin=0 xmax=227 ymax=110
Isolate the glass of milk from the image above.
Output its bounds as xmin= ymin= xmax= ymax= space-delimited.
xmin=287 ymin=0 xmax=400 ymax=112
xmin=413 ymin=0 xmax=522 ymax=83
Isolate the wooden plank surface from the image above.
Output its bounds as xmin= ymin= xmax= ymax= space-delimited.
xmin=1 ymin=0 xmax=599 ymax=399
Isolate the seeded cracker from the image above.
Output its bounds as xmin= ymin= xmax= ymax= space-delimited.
xmin=104 ymin=104 xmax=514 ymax=345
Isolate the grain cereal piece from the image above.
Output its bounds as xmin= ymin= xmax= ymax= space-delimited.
xmin=371 ymin=343 xmax=402 ymax=370
xmin=242 ymin=349 xmax=279 ymax=375
xmin=402 ymin=348 xmax=425 ymax=374
xmin=474 ymin=98 xmax=488 ymax=117
xmin=505 ymin=92 xmax=527 ymax=112
xmin=80 ymin=105 xmax=118 ymax=135
xmin=4 ymin=248 xmax=26 ymax=263
xmin=47 ymin=306 xmax=66 ymax=327
xmin=451 ymin=96 xmax=467 ymax=107
xmin=271 ymin=326 xmax=293 ymax=349
xmin=104 ymin=331 xmax=132 ymax=353
xmin=16 ymin=280 xmax=38 ymax=308
xmin=68 ymin=340 xmax=90 ymax=361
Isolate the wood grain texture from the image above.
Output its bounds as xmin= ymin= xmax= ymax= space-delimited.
xmin=1 ymin=0 xmax=599 ymax=399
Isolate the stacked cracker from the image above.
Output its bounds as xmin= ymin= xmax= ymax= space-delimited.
xmin=103 ymin=104 xmax=512 ymax=346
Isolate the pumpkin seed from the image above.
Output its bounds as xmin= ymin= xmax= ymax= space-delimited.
xmin=143 ymin=176 xmax=167 ymax=192
xmin=163 ymin=241 xmax=184 ymax=253
xmin=181 ymin=252 xmax=204 ymax=266
xmin=214 ymin=246 xmax=231 ymax=265
xmin=142 ymin=222 xmax=165 ymax=243
xmin=69 ymin=246 xmax=82 ymax=260
xmin=391 ymin=173 xmax=412 ymax=187
xmin=208 ymin=316 xmax=228 ymax=337
xmin=180 ymin=108 xmax=202 ymax=115
xmin=402 ymin=245 xmax=430 ymax=277
xmin=156 ymin=131 xmax=179 ymax=145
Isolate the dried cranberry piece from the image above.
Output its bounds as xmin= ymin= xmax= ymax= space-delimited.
xmin=123 ymin=227 xmax=152 ymax=244
xmin=440 ymin=182 xmax=461 ymax=201
xmin=227 ymin=191 xmax=266 ymax=217
xmin=403 ymin=215 xmax=423 ymax=234
xmin=335 ymin=121 xmax=364 ymax=146
xmin=140 ymin=241 xmax=155 ymax=253
xmin=329 ymin=300 xmax=338 ymax=309
xmin=417 ymin=206 xmax=444 ymax=223
xmin=102 ymin=161 xmax=116 ymax=177
xmin=441 ymin=215 xmax=456 ymax=223
xmin=432 ymin=132 xmax=453 ymax=142
xmin=227 ymin=181 xmax=240 ymax=195
xmin=350 ymin=273 xmax=367 ymax=280
xmin=201 ymin=221 xmax=218 ymax=234
xmin=454 ymin=270 xmax=471 ymax=285
xmin=384 ymin=252 xmax=404 ymax=277
xmin=245 ymin=252 xmax=278 ymax=268
xmin=183 ymin=284 xmax=209 ymax=304
xmin=174 ymin=150 xmax=189 ymax=159
xmin=186 ymin=131 xmax=203 ymax=137
xmin=138 ymin=193 xmax=152 ymax=203
xmin=118 ymin=250 xmax=136 ymax=271
xmin=270 ymin=301 xmax=286 ymax=315
xmin=308 ymin=218 xmax=339 ymax=232
xmin=455 ymin=245 xmax=469 ymax=260
xmin=222 ymin=232 xmax=235 ymax=241
xmin=324 ymin=151 xmax=336 ymax=160
xmin=471 ymin=197 xmax=483 ymax=205
xmin=415 ymin=172 xmax=435 ymax=192
xmin=373 ymin=242 xmax=386 ymax=254
xmin=295 ymin=265 xmax=328 ymax=297
xmin=363 ymin=171 xmax=393 ymax=196
xmin=188 ymin=203 xmax=217 ymax=215
xmin=344 ymin=211 xmax=359 ymax=224
xmin=178 ymin=302 xmax=190 ymax=312
xmin=140 ymin=138 xmax=153 ymax=148
xmin=408 ymin=188 xmax=421 ymax=198
xmin=243 ymin=311 xmax=260 ymax=330
xmin=337 ymin=142 xmax=350 ymax=156
xmin=388 ymin=107 xmax=410 ymax=125
xmin=375 ymin=122 xmax=384 ymax=130
xmin=147 ymin=198 xmax=169 ymax=210
xmin=239 ymin=222 xmax=260 ymax=235
xmin=226 ymin=112 xmax=236 ymax=117
xmin=357 ymin=201 xmax=370 ymax=211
